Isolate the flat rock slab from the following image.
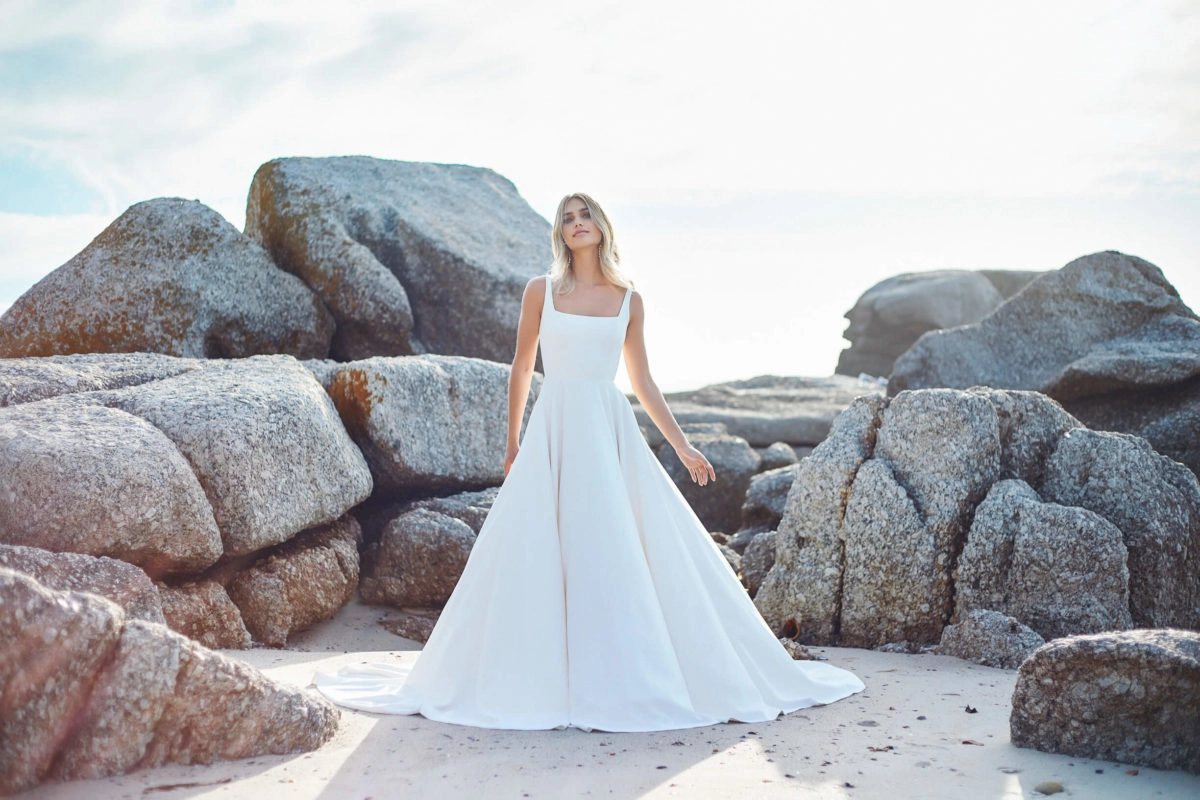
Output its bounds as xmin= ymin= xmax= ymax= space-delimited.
xmin=634 ymin=374 xmax=882 ymax=447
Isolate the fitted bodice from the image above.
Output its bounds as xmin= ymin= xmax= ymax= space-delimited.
xmin=539 ymin=276 xmax=631 ymax=383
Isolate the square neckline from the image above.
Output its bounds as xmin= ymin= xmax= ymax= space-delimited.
xmin=546 ymin=278 xmax=630 ymax=319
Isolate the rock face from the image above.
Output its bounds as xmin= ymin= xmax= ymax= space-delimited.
xmin=937 ymin=609 xmax=1045 ymax=670
xmin=157 ymin=580 xmax=252 ymax=650
xmin=0 ymin=354 xmax=372 ymax=591
xmin=0 ymin=568 xmax=338 ymax=794
xmin=755 ymin=387 xmax=1200 ymax=651
xmin=657 ymin=431 xmax=761 ymax=534
xmin=737 ymin=463 xmax=802 ymax=540
xmin=227 ymin=516 xmax=361 ymax=647
xmin=740 ymin=531 xmax=776 ymax=598
xmin=1011 ymin=629 xmax=1200 ymax=773
xmin=0 ymin=352 xmax=197 ymax=407
xmin=633 ymin=375 xmax=882 ymax=448
xmin=0 ymin=544 xmax=165 ymax=625
xmin=327 ymin=355 xmax=537 ymax=496
xmin=837 ymin=269 xmax=1030 ymax=378
xmin=0 ymin=398 xmax=223 ymax=576
xmin=0 ymin=198 xmax=332 ymax=360
xmin=360 ymin=508 xmax=477 ymax=607
xmin=99 ymin=356 xmax=373 ymax=556
xmin=245 ymin=156 xmax=550 ymax=362
xmin=957 ymin=480 xmax=1132 ymax=639
xmin=890 ymin=251 xmax=1200 ymax=477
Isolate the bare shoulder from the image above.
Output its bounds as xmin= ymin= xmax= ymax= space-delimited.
xmin=525 ymin=274 xmax=550 ymax=301
xmin=628 ymin=287 xmax=645 ymax=316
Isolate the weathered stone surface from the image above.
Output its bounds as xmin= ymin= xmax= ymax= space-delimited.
xmin=716 ymin=544 xmax=741 ymax=576
xmin=0 ymin=569 xmax=339 ymax=792
xmin=0 ymin=398 xmax=222 ymax=576
xmin=140 ymin=635 xmax=338 ymax=769
xmin=327 ymin=355 xmax=536 ymax=495
xmin=967 ymin=387 xmax=1080 ymax=490
xmin=1042 ymin=428 xmax=1200 ymax=629
xmin=756 ymin=386 xmax=1192 ymax=651
xmin=227 ymin=516 xmax=361 ymax=647
xmin=890 ymin=251 xmax=1200 ymax=476
xmin=758 ymin=441 xmax=800 ymax=470
xmin=937 ymin=609 xmax=1045 ymax=670
xmin=0 ymin=568 xmax=123 ymax=794
xmin=737 ymin=463 xmax=801 ymax=540
xmin=381 ymin=610 xmax=440 ymax=643
xmin=633 ymin=375 xmax=882 ymax=447
xmin=0 ymin=544 xmax=164 ymax=624
xmin=0 ymin=352 xmax=197 ymax=407
xmin=246 ymin=156 xmax=549 ymax=361
xmin=838 ymin=390 xmax=999 ymax=647
xmin=837 ymin=270 xmax=1006 ymax=378
xmin=755 ymin=395 xmax=888 ymax=641
xmin=778 ymin=638 xmax=815 ymax=661
xmin=740 ymin=531 xmax=776 ymax=598
xmin=1011 ymin=629 xmax=1200 ymax=773
xmin=658 ymin=432 xmax=761 ymax=534
xmin=0 ymin=198 xmax=332 ymax=359
xmin=49 ymin=618 xmax=181 ymax=780
xmin=158 ymin=580 xmax=252 ymax=650
xmin=956 ymin=480 xmax=1132 ymax=639
xmin=104 ymin=356 xmax=373 ymax=556
xmin=361 ymin=508 xmax=475 ymax=607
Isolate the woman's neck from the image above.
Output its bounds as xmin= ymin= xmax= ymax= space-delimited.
xmin=570 ymin=251 xmax=605 ymax=286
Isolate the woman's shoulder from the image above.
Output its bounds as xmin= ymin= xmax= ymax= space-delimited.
xmin=525 ymin=274 xmax=552 ymax=296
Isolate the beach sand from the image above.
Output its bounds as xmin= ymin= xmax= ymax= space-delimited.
xmin=20 ymin=598 xmax=1200 ymax=799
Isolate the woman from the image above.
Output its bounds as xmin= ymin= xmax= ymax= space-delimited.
xmin=316 ymin=193 xmax=864 ymax=732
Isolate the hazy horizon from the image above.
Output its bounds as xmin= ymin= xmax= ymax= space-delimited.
xmin=3 ymin=0 xmax=1197 ymax=393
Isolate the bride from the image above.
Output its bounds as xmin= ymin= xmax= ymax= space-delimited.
xmin=316 ymin=192 xmax=864 ymax=732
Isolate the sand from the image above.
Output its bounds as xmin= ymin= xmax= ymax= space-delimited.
xmin=19 ymin=598 xmax=1200 ymax=800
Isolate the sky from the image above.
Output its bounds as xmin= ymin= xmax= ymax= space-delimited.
xmin=2 ymin=0 xmax=1198 ymax=393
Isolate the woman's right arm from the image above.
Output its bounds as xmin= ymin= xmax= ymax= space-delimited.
xmin=505 ymin=276 xmax=546 ymax=476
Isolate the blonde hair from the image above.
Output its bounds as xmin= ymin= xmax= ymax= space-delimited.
xmin=548 ymin=192 xmax=634 ymax=294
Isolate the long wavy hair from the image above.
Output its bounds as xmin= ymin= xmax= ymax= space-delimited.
xmin=548 ymin=192 xmax=634 ymax=294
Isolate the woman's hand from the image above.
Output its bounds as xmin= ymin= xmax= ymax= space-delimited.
xmin=675 ymin=443 xmax=716 ymax=486
xmin=504 ymin=442 xmax=519 ymax=478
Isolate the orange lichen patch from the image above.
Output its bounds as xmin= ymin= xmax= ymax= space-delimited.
xmin=328 ymin=368 xmax=386 ymax=437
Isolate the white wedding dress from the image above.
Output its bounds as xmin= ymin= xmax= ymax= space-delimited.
xmin=315 ymin=278 xmax=864 ymax=732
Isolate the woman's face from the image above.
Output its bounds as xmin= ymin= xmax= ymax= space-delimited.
xmin=560 ymin=197 xmax=601 ymax=254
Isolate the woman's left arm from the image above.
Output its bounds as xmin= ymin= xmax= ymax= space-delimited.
xmin=623 ymin=290 xmax=716 ymax=486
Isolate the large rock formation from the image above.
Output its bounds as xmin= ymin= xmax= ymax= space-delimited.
xmin=890 ymin=251 xmax=1200 ymax=477
xmin=97 ymin=356 xmax=373 ymax=556
xmin=0 ymin=353 xmax=373 ymax=644
xmin=1011 ymin=630 xmax=1200 ymax=773
xmin=0 ymin=198 xmax=332 ymax=360
xmin=755 ymin=387 xmax=1200 ymax=651
xmin=245 ymin=156 xmax=549 ymax=362
xmin=632 ymin=375 xmax=881 ymax=448
xmin=323 ymin=355 xmax=537 ymax=496
xmin=837 ymin=269 xmax=1044 ymax=378
xmin=0 ymin=568 xmax=338 ymax=794
xmin=0 ymin=397 xmax=224 ymax=576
